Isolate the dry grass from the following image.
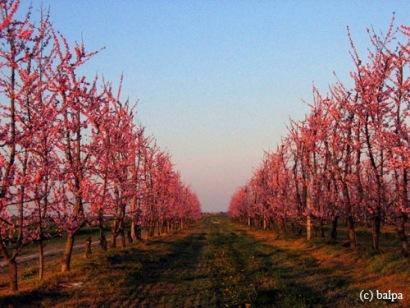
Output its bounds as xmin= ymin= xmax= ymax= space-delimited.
xmin=234 ymin=220 xmax=410 ymax=307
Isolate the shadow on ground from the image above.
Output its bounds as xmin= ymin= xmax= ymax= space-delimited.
xmin=0 ymin=216 xmax=374 ymax=307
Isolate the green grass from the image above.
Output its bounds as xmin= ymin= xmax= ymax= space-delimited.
xmin=0 ymin=215 xmax=408 ymax=307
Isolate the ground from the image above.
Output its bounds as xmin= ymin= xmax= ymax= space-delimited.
xmin=0 ymin=215 xmax=409 ymax=307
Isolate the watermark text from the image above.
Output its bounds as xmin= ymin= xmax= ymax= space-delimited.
xmin=359 ymin=289 xmax=403 ymax=303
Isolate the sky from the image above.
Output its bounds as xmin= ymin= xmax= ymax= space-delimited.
xmin=21 ymin=0 xmax=410 ymax=212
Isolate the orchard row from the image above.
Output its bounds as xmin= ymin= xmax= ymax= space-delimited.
xmin=0 ymin=0 xmax=201 ymax=292
xmin=229 ymin=19 xmax=409 ymax=257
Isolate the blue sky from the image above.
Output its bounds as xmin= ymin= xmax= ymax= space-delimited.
xmin=22 ymin=1 xmax=410 ymax=212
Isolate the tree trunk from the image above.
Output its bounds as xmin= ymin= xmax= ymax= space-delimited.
xmin=281 ymin=218 xmax=287 ymax=236
xmin=306 ymin=215 xmax=312 ymax=240
xmin=8 ymin=258 xmax=18 ymax=292
xmin=61 ymin=233 xmax=74 ymax=272
xmin=372 ymin=209 xmax=381 ymax=252
xmin=99 ymin=228 xmax=107 ymax=251
xmin=127 ymin=230 xmax=133 ymax=244
xmin=112 ymin=232 xmax=117 ymax=248
xmin=330 ymin=216 xmax=338 ymax=241
xmin=98 ymin=210 xmax=107 ymax=250
xmin=320 ymin=219 xmax=325 ymax=238
xmin=112 ymin=218 xmax=119 ymax=248
xmin=306 ymin=184 xmax=313 ymax=241
xmin=306 ymin=215 xmax=313 ymax=241
xmin=149 ymin=220 xmax=155 ymax=237
xmin=85 ymin=237 xmax=92 ymax=259
xmin=397 ymin=213 xmax=408 ymax=257
xmin=38 ymin=238 xmax=44 ymax=280
xmin=157 ymin=222 xmax=161 ymax=236
xmin=347 ymin=215 xmax=357 ymax=248
xmin=131 ymin=220 xmax=137 ymax=241
xmin=136 ymin=224 xmax=142 ymax=240
xmin=291 ymin=222 xmax=296 ymax=234
xmin=120 ymin=229 xmax=126 ymax=248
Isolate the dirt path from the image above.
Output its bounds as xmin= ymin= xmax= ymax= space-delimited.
xmin=1 ymin=215 xmax=407 ymax=307
xmin=0 ymin=240 xmax=102 ymax=268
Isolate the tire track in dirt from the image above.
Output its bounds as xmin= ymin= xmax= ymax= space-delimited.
xmin=119 ymin=231 xmax=209 ymax=307
xmin=205 ymin=221 xmax=255 ymax=306
xmin=118 ymin=216 xmax=259 ymax=307
xmin=106 ymin=217 xmax=374 ymax=307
